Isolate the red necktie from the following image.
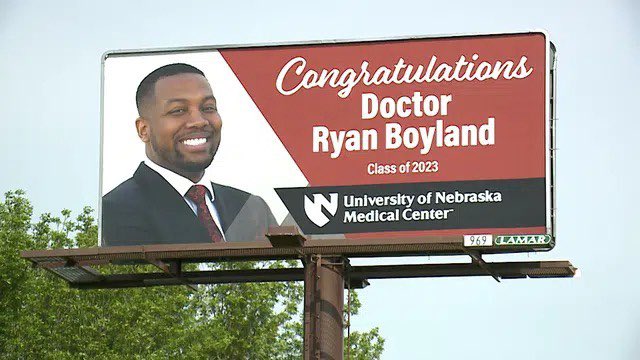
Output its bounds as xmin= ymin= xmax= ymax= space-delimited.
xmin=185 ymin=185 xmax=224 ymax=243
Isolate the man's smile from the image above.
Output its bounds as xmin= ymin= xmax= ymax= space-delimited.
xmin=181 ymin=137 xmax=208 ymax=146
xmin=177 ymin=134 xmax=213 ymax=153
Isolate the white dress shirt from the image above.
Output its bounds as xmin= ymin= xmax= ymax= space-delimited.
xmin=144 ymin=159 xmax=226 ymax=241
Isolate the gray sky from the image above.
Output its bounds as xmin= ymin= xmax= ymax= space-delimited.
xmin=1 ymin=0 xmax=638 ymax=359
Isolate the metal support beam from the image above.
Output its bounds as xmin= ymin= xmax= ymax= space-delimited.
xmin=266 ymin=226 xmax=306 ymax=247
xmin=69 ymin=267 xmax=305 ymax=289
xmin=148 ymin=259 xmax=198 ymax=291
xmin=303 ymin=255 xmax=345 ymax=360
xmin=464 ymin=250 xmax=501 ymax=282
xmin=45 ymin=260 xmax=578 ymax=289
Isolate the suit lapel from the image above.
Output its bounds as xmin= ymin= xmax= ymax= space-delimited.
xmin=212 ymin=183 xmax=246 ymax=234
xmin=211 ymin=183 xmax=232 ymax=233
xmin=133 ymin=163 xmax=210 ymax=244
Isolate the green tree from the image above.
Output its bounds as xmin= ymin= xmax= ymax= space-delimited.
xmin=0 ymin=190 xmax=384 ymax=359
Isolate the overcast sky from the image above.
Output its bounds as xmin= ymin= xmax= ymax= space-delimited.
xmin=1 ymin=0 xmax=638 ymax=359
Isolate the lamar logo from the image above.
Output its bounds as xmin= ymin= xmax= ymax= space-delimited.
xmin=304 ymin=193 xmax=338 ymax=227
xmin=495 ymin=235 xmax=551 ymax=246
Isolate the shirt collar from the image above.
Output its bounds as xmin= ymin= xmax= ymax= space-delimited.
xmin=144 ymin=159 xmax=215 ymax=201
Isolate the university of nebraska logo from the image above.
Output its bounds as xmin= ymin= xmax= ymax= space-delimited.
xmin=303 ymin=193 xmax=338 ymax=227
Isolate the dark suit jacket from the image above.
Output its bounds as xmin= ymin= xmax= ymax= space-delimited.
xmin=102 ymin=162 xmax=278 ymax=246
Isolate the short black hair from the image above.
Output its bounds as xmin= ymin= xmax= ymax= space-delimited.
xmin=135 ymin=63 xmax=206 ymax=115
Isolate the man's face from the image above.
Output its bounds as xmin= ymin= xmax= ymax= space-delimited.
xmin=136 ymin=73 xmax=222 ymax=179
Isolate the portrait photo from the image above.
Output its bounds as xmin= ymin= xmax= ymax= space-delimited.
xmin=100 ymin=50 xmax=307 ymax=246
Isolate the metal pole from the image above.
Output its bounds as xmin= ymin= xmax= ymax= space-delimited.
xmin=303 ymin=255 xmax=318 ymax=359
xmin=303 ymin=255 xmax=345 ymax=360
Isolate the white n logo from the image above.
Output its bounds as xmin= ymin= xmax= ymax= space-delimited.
xmin=304 ymin=193 xmax=338 ymax=227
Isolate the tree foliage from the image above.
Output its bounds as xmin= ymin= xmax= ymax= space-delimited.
xmin=0 ymin=190 xmax=384 ymax=359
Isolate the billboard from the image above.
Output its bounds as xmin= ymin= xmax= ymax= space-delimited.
xmin=100 ymin=31 xmax=555 ymax=251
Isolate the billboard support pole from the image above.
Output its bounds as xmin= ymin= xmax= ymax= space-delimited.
xmin=303 ymin=255 xmax=345 ymax=360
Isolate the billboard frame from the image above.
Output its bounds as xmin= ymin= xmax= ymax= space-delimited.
xmin=98 ymin=30 xmax=557 ymax=255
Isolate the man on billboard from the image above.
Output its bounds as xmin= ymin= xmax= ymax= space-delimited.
xmin=102 ymin=63 xmax=277 ymax=246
